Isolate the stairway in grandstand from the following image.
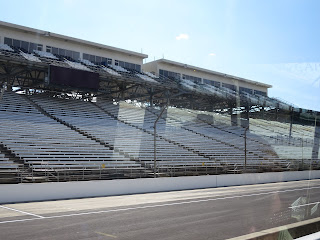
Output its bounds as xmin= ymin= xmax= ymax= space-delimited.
xmin=0 ymin=91 xmax=146 ymax=182
xmin=0 ymin=144 xmax=21 ymax=183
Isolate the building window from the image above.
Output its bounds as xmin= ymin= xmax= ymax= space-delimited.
xmin=4 ymin=37 xmax=12 ymax=46
xmin=254 ymin=90 xmax=267 ymax=96
xmin=101 ymin=57 xmax=111 ymax=65
xmin=65 ymin=50 xmax=72 ymax=58
xmin=182 ymin=74 xmax=202 ymax=83
xmin=4 ymin=37 xmax=42 ymax=53
xmin=89 ymin=54 xmax=95 ymax=63
xmin=239 ymin=87 xmax=253 ymax=94
xmin=119 ymin=61 xmax=125 ymax=67
xmin=203 ymin=79 xmax=221 ymax=88
xmin=159 ymin=69 xmax=181 ymax=80
xmin=83 ymin=53 xmax=112 ymax=65
xmin=114 ymin=60 xmax=141 ymax=71
xmin=52 ymin=47 xmax=59 ymax=55
xmin=59 ymin=48 xmax=65 ymax=56
xmin=222 ymin=83 xmax=236 ymax=91
xmin=47 ymin=45 xmax=79 ymax=60
xmin=37 ymin=44 xmax=43 ymax=51
xmin=73 ymin=52 xmax=80 ymax=60
xmin=12 ymin=39 xmax=20 ymax=48
xmin=29 ymin=43 xmax=37 ymax=52
xmin=21 ymin=41 xmax=29 ymax=52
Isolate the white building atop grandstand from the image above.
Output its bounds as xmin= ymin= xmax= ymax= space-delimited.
xmin=0 ymin=20 xmax=147 ymax=71
xmin=143 ymin=59 xmax=271 ymax=96
xmin=0 ymin=20 xmax=272 ymax=97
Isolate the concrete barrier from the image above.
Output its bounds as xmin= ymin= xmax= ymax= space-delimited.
xmin=216 ymin=170 xmax=320 ymax=187
xmin=1 ymin=170 xmax=320 ymax=204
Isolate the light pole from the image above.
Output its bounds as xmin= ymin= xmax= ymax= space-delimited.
xmin=153 ymin=102 xmax=169 ymax=178
xmin=0 ymin=82 xmax=7 ymax=102
xmin=244 ymin=126 xmax=249 ymax=172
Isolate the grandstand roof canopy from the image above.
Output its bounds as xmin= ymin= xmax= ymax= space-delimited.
xmin=149 ymin=58 xmax=272 ymax=88
xmin=0 ymin=20 xmax=148 ymax=59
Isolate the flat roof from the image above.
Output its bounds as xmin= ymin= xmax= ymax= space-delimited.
xmin=0 ymin=21 xmax=148 ymax=59
xmin=148 ymin=58 xmax=272 ymax=88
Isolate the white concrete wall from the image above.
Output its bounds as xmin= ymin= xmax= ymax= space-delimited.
xmin=1 ymin=170 xmax=319 ymax=204
xmin=142 ymin=61 xmax=158 ymax=75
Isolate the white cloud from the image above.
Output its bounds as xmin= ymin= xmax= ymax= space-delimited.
xmin=175 ymin=34 xmax=189 ymax=40
xmin=209 ymin=53 xmax=216 ymax=56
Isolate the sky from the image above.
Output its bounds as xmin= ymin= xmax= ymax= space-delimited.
xmin=1 ymin=0 xmax=319 ymax=111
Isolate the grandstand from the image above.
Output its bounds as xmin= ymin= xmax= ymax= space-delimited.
xmin=0 ymin=21 xmax=319 ymax=183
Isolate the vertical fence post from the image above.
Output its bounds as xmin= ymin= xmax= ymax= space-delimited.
xmin=153 ymin=102 xmax=169 ymax=178
xmin=244 ymin=126 xmax=249 ymax=172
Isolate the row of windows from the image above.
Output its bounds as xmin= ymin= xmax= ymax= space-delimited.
xmin=115 ymin=60 xmax=141 ymax=72
xmin=159 ymin=69 xmax=181 ymax=80
xmin=4 ymin=37 xmax=43 ymax=52
xmin=222 ymin=82 xmax=237 ymax=91
xmin=46 ymin=46 xmax=80 ymax=61
xmin=203 ymin=79 xmax=221 ymax=88
xmin=182 ymin=74 xmax=202 ymax=84
xmin=3 ymin=37 xmax=139 ymax=69
xmin=160 ymin=70 xmax=267 ymax=96
xmin=221 ymin=83 xmax=267 ymax=96
xmin=254 ymin=90 xmax=267 ymax=96
xmin=83 ymin=53 xmax=112 ymax=65
xmin=239 ymin=87 xmax=253 ymax=95
xmin=2 ymin=37 xmax=268 ymax=96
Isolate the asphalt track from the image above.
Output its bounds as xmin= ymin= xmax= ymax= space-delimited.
xmin=0 ymin=179 xmax=320 ymax=240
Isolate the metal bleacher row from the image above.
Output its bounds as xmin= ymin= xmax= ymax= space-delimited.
xmin=104 ymin=102 xmax=288 ymax=169
xmin=0 ymin=91 xmax=319 ymax=183
xmin=0 ymin=91 xmax=145 ymax=183
xmin=186 ymin=108 xmax=319 ymax=168
xmin=28 ymin=93 xmax=215 ymax=175
xmin=28 ymin=93 xmax=295 ymax=172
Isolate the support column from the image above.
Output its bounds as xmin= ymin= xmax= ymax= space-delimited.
xmin=229 ymin=102 xmax=238 ymax=126
xmin=149 ymin=87 xmax=154 ymax=107
xmin=241 ymin=104 xmax=250 ymax=129
xmin=312 ymin=116 xmax=320 ymax=161
xmin=189 ymin=95 xmax=194 ymax=110
xmin=0 ymin=82 xmax=7 ymax=102
xmin=289 ymin=107 xmax=294 ymax=139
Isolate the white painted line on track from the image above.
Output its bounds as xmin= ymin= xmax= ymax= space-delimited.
xmin=96 ymin=232 xmax=118 ymax=238
xmin=0 ymin=217 xmax=40 ymax=224
xmin=0 ymin=206 xmax=44 ymax=219
xmin=1 ymin=184 xmax=320 ymax=225
xmin=289 ymin=201 xmax=320 ymax=209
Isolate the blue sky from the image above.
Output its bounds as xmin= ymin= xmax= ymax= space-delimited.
xmin=1 ymin=0 xmax=319 ymax=111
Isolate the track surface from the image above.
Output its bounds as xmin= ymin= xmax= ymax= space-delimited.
xmin=0 ymin=179 xmax=320 ymax=240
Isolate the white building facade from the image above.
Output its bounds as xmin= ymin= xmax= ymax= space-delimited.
xmin=0 ymin=21 xmax=147 ymax=71
xmin=143 ymin=59 xmax=271 ymax=96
